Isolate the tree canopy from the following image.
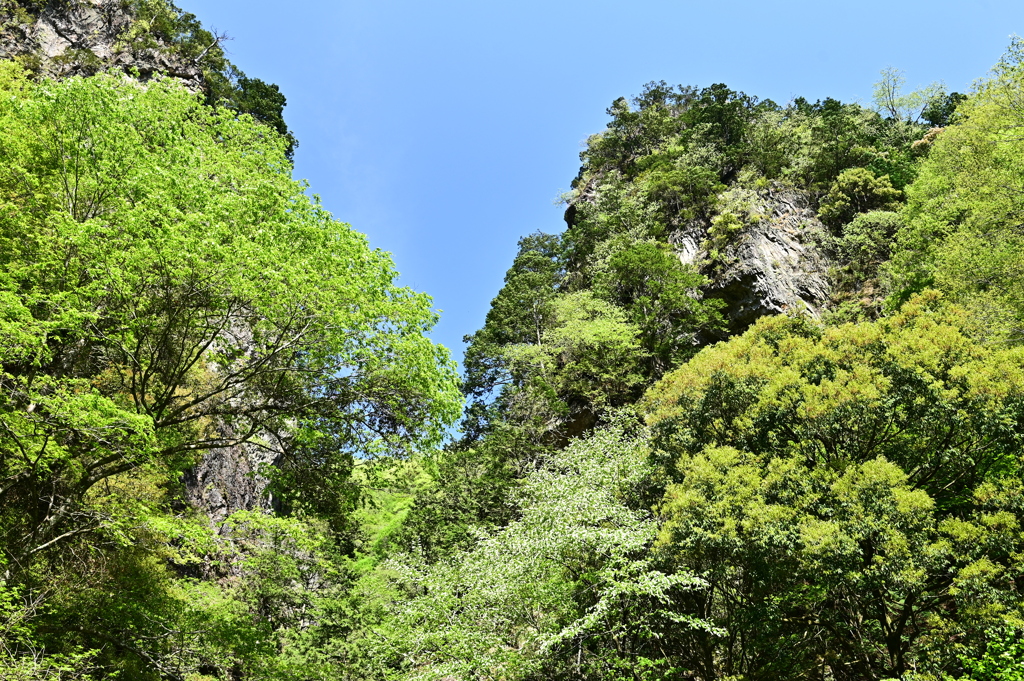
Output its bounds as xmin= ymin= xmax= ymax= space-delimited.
xmin=644 ymin=295 xmax=1024 ymax=679
xmin=6 ymin=11 xmax=1024 ymax=679
xmin=0 ymin=65 xmax=459 ymax=677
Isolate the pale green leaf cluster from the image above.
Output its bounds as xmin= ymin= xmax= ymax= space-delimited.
xmin=369 ymin=417 xmax=710 ymax=680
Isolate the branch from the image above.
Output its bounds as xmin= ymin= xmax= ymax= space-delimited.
xmin=27 ymin=524 xmax=99 ymax=556
xmin=192 ymin=30 xmax=231 ymax=65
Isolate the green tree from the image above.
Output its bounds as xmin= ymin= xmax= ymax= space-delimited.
xmin=0 ymin=70 xmax=460 ymax=675
xmin=370 ymin=416 xmax=713 ymax=681
xmin=922 ymin=90 xmax=968 ymax=126
xmin=599 ymin=242 xmax=724 ymax=377
xmin=872 ymin=67 xmax=946 ymax=123
xmin=502 ymin=291 xmax=647 ymax=436
xmin=786 ymin=97 xmax=880 ymax=190
xmin=643 ymin=296 xmax=1024 ymax=680
xmin=401 ymin=233 xmax=564 ymax=560
xmin=817 ymin=167 xmax=902 ymax=229
xmin=961 ymin=627 xmax=1024 ymax=681
xmin=889 ymin=37 xmax=1024 ymax=339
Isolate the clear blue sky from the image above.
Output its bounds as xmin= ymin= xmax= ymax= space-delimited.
xmin=185 ymin=0 xmax=1020 ymax=368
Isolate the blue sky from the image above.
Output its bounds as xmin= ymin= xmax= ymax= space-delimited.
xmin=186 ymin=0 xmax=1021 ymax=369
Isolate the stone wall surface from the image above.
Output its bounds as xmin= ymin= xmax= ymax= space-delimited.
xmin=0 ymin=0 xmax=204 ymax=88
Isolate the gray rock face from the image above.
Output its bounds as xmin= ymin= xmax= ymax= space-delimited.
xmin=0 ymin=0 xmax=204 ymax=89
xmin=181 ymin=318 xmax=285 ymax=526
xmin=182 ymin=433 xmax=278 ymax=527
xmin=671 ymin=185 xmax=833 ymax=332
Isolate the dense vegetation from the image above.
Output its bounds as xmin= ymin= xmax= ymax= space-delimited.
xmin=0 ymin=63 xmax=459 ymax=678
xmin=4 ymin=1 xmax=1024 ymax=679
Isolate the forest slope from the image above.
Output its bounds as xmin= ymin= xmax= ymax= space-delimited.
xmin=4 ymin=2 xmax=1024 ymax=680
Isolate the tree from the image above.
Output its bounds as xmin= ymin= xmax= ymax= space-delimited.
xmin=786 ymin=97 xmax=881 ymax=190
xmin=599 ymin=242 xmax=724 ymax=376
xmin=0 ymin=70 xmax=460 ymax=673
xmin=889 ymin=37 xmax=1024 ymax=339
xmin=921 ymin=90 xmax=968 ymax=127
xmin=872 ymin=67 xmax=945 ymax=123
xmin=960 ymin=626 xmax=1024 ymax=681
xmin=817 ymin=167 xmax=902 ymax=229
xmin=502 ymin=291 xmax=647 ymax=435
xmin=369 ymin=416 xmax=713 ymax=680
xmin=643 ymin=296 xmax=1024 ymax=679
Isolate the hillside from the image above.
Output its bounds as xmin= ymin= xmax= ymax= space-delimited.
xmin=3 ymin=2 xmax=1024 ymax=680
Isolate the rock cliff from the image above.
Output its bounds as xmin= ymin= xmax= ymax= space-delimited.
xmin=672 ymin=185 xmax=833 ymax=333
xmin=0 ymin=0 xmax=205 ymax=88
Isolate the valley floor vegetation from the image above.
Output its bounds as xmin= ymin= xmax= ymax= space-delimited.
xmin=5 ymin=2 xmax=1024 ymax=679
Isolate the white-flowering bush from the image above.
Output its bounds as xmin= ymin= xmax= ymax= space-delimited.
xmin=370 ymin=415 xmax=713 ymax=680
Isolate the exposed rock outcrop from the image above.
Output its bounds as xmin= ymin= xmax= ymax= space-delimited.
xmin=671 ymin=185 xmax=833 ymax=333
xmin=0 ymin=0 xmax=204 ymax=89
xmin=182 ymin=430 xmax=278 ymax=527
xmin=181 ymin=320 xmax=285 ymax=525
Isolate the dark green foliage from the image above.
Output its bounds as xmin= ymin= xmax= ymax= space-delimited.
xmin=923 ymin=90 xmax=968 ymax=126
xmin=678 ymin=83 xmax=770 ymax=180
xmin=578 ymin=81 xmax=692 ymax=177
xmin=794 ymin=97 xmax=876 ymax=188
xmin=267 ymin=422 xmax=361 ymax=546
xmin=599 ymin=242 xmax=724 ymax=376
xmin=392 ymin=438 xmax=523 ymax=560
xmin=462 ymin=232 xmax=565 ymax=404
xmin=401 ymin=234 xmax=566 ymax=558
xmin=579 ymin=81 xmax=772 ymax=185
xmin=231 ymin=77 xmax=293 ymax=140
xmin=643 ymin=162 xmax=725 ymax=226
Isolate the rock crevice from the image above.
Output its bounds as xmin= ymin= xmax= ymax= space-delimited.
xmin=671 ymin=185 xmax=832 ymax=332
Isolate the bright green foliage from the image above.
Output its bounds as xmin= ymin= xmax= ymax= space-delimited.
xmin=1 ymin=0 xmax=299 ymax=157
xmin=961 ymin=627 xmax=1024 ymax=681
xmin=422 ymin=78 xmax=921 ymax=622
xmin=127 ymin=0 xmax=300 ymax=156
xmin=366 ymin=416 xmax=713 ymax=681
xmin=3 ymin=13 xmax=1022 ymax=677
xmin=890 ymin=38 xmax=1024 ymax=339
xmin=0 ymin=71 xmax=459 ymax=676
xmin=834 ymin=210 xmax=903 ymax=271
xmin=390 ymin=48 xmax=1023 ymax=681
xmin=643 ymin=295 xmax=1024 ymax=679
